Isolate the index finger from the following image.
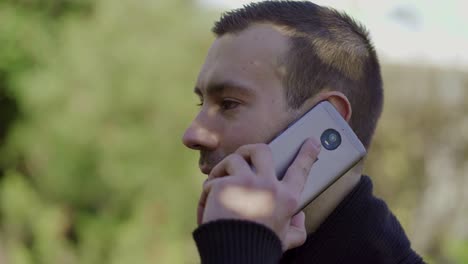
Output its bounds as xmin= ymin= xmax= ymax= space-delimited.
xmin=208 ymin=153 xmax=252 ymax=180
xmin=282 ymin=138 xmax=321 ymax=194
xmin=235 ymin=144 xmax=276 ymax=178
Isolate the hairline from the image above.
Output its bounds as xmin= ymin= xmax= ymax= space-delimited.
xmin=213 ymin=22 xmax=320 ymax=109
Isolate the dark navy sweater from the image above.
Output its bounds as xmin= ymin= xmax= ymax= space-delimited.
xmin=193 ymin=176 xmax=424 ymax=263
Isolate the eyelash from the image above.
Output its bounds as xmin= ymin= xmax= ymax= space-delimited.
xmin=220 ymin=100 xmax=240 ymax=111
xmin=196 ymin=99 xmax=240 ymax=111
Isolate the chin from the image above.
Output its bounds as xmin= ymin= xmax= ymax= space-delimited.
xmin=199 ymin=164 xmax=212 ymax=175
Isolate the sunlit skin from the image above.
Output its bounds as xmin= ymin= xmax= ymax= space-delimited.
xmin=182 ymin=23 xmax=362 ymax=250
xmin=219 ymin=185 xmax=275 ymax=218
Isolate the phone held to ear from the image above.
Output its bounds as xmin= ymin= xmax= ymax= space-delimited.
xmin=268 ymin=101 xmax=366 ymax=214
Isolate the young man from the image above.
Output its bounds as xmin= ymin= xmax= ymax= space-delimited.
xmin=182 ymin=1 xmax=424 ymax=263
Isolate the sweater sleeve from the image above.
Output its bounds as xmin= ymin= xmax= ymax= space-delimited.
xmin=193 ymin=219 xmax=283 ymax=264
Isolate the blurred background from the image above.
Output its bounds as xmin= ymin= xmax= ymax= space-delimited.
xmin=0 ymin=0 xmax=466 ymax=263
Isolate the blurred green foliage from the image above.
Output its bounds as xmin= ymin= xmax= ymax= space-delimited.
xmin=1 ymin=0 xmax=214 ymax=263
xmin=0 ymin=0 xmax=467 ymax=263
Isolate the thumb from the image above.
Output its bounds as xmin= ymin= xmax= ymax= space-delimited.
xmin=284 ymin=211 xmax=307 ymax=251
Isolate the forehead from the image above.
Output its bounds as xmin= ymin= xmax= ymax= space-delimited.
xmin=196 ymin=23 xmax=290 ymax=94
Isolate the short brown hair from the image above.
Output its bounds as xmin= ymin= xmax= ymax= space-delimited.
xmin=212 ymin=1 xmax=383 ymax=149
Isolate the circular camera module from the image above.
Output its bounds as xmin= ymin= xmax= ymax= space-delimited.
xmin=320 ymin=129 xmax=342 ymax=150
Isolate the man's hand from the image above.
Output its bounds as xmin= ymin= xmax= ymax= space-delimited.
xmin=197 ymin=138 xmax=321 ymax=251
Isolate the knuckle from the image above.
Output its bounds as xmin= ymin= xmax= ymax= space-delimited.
xmin=241 ymin=143 xmax=271 ymax=155
xmin=289 ymin=165 xmax=307 ymax=178
xmin=236 ymin=145 xmax=246 ymax=153
xmin=229 ymin=153 xmax=243 ymax=163
xmin=285 ymin=194 xmax=299 ymax=212
xmin=262 ymin=179 xmax=278 ymax=192
xmin=208 ymin=166 xmax=220 ymax=178
xmin=256 ymin=143 xmax=270 ymax=153
xmin=300 ymin=163 xmax=310 ymax=176
xmin=239 ymin=175 xmax=256 ymax=187
xmin=237 ymin=144 xmax=251 ymax=153
xmin=300 ymin=148 xmax=312 ymax=160
xmin=261 ymin=145 xmax=273 ymax=157
xmin=295 ymin=158 xmax=311 ymax=175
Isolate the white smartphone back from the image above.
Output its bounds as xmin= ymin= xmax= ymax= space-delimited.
xmin=268 ymin=101 xmax=366 ymax=213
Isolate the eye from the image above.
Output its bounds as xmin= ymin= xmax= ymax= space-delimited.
xmin=220 ymin=99 xmax=240 ymax=111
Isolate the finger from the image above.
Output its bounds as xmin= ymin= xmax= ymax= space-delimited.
xmin=202 ymin=176 xmax=234 ymax=194
xmin=197 ymin=178 xmax=220 ymax=225
xmin=209 ymin=153 xmax=252 ymax=180
xmin=198 ymin=176 xmax=239 ymax=224
xmin=197 ymin=179 xmax=210 ymax=225
xmin=284 ymin=211 xmax=307 ymax=251
xmin=235 ymin=144 xmax=276 ymax=178
xmin=197 ymin=199 xmax=204 ymax=225
xmin=282 ymin=138 xmax=320 ymax=194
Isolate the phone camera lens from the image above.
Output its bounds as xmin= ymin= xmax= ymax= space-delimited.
xmin=321 ymin=129 xmax=341 ymax=150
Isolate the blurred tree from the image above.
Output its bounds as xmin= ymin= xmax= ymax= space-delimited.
xmin=0 ymin=0 xmax=92 ymax=180
xmin=1 ymin=0 xmax=214 ymax=263
xmin=1 ymin=0 xmax=92 ymax=18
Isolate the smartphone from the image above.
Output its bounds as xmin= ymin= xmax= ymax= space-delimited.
xmin=268 ymin=100 xmax=366 ymax=213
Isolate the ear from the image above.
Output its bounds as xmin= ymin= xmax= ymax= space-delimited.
xmin=315 ymin=91 xmax=352 ymax=122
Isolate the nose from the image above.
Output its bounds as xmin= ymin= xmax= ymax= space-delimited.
xmin=182 ymin=117 xmax=219 ymax=151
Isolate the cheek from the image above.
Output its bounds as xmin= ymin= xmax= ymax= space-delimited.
xmin=252 ymin=103 xmax=292 ymax=134
xmin=218 ymin=103 xmax=292 ymax=152
xmin=225 ymin=115 xmax=282 ymax=148
xmin=221 ymin=124 xmax=261 ymax=152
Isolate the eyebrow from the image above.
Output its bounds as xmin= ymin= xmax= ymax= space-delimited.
xmin=194 ymin=80 xmax=255 ymax=98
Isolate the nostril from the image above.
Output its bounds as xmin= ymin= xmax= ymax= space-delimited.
xmin=182 ymin=133 xmax=202 ymax=150
xmin=190 ymin=143 xmax=203 ymax=150
xmin=186 ymin=140 xmax=199 ymax=149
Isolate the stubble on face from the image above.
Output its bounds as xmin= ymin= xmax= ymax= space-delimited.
xmin=199 ymin=150 xmax=225 ymax=174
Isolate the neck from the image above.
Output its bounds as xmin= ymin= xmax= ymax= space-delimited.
xmin=303 ymin=160 xmax=363 ymax=233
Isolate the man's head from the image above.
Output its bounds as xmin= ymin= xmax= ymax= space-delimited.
xmin=183 ymin=1 xmax=383 ymax=175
